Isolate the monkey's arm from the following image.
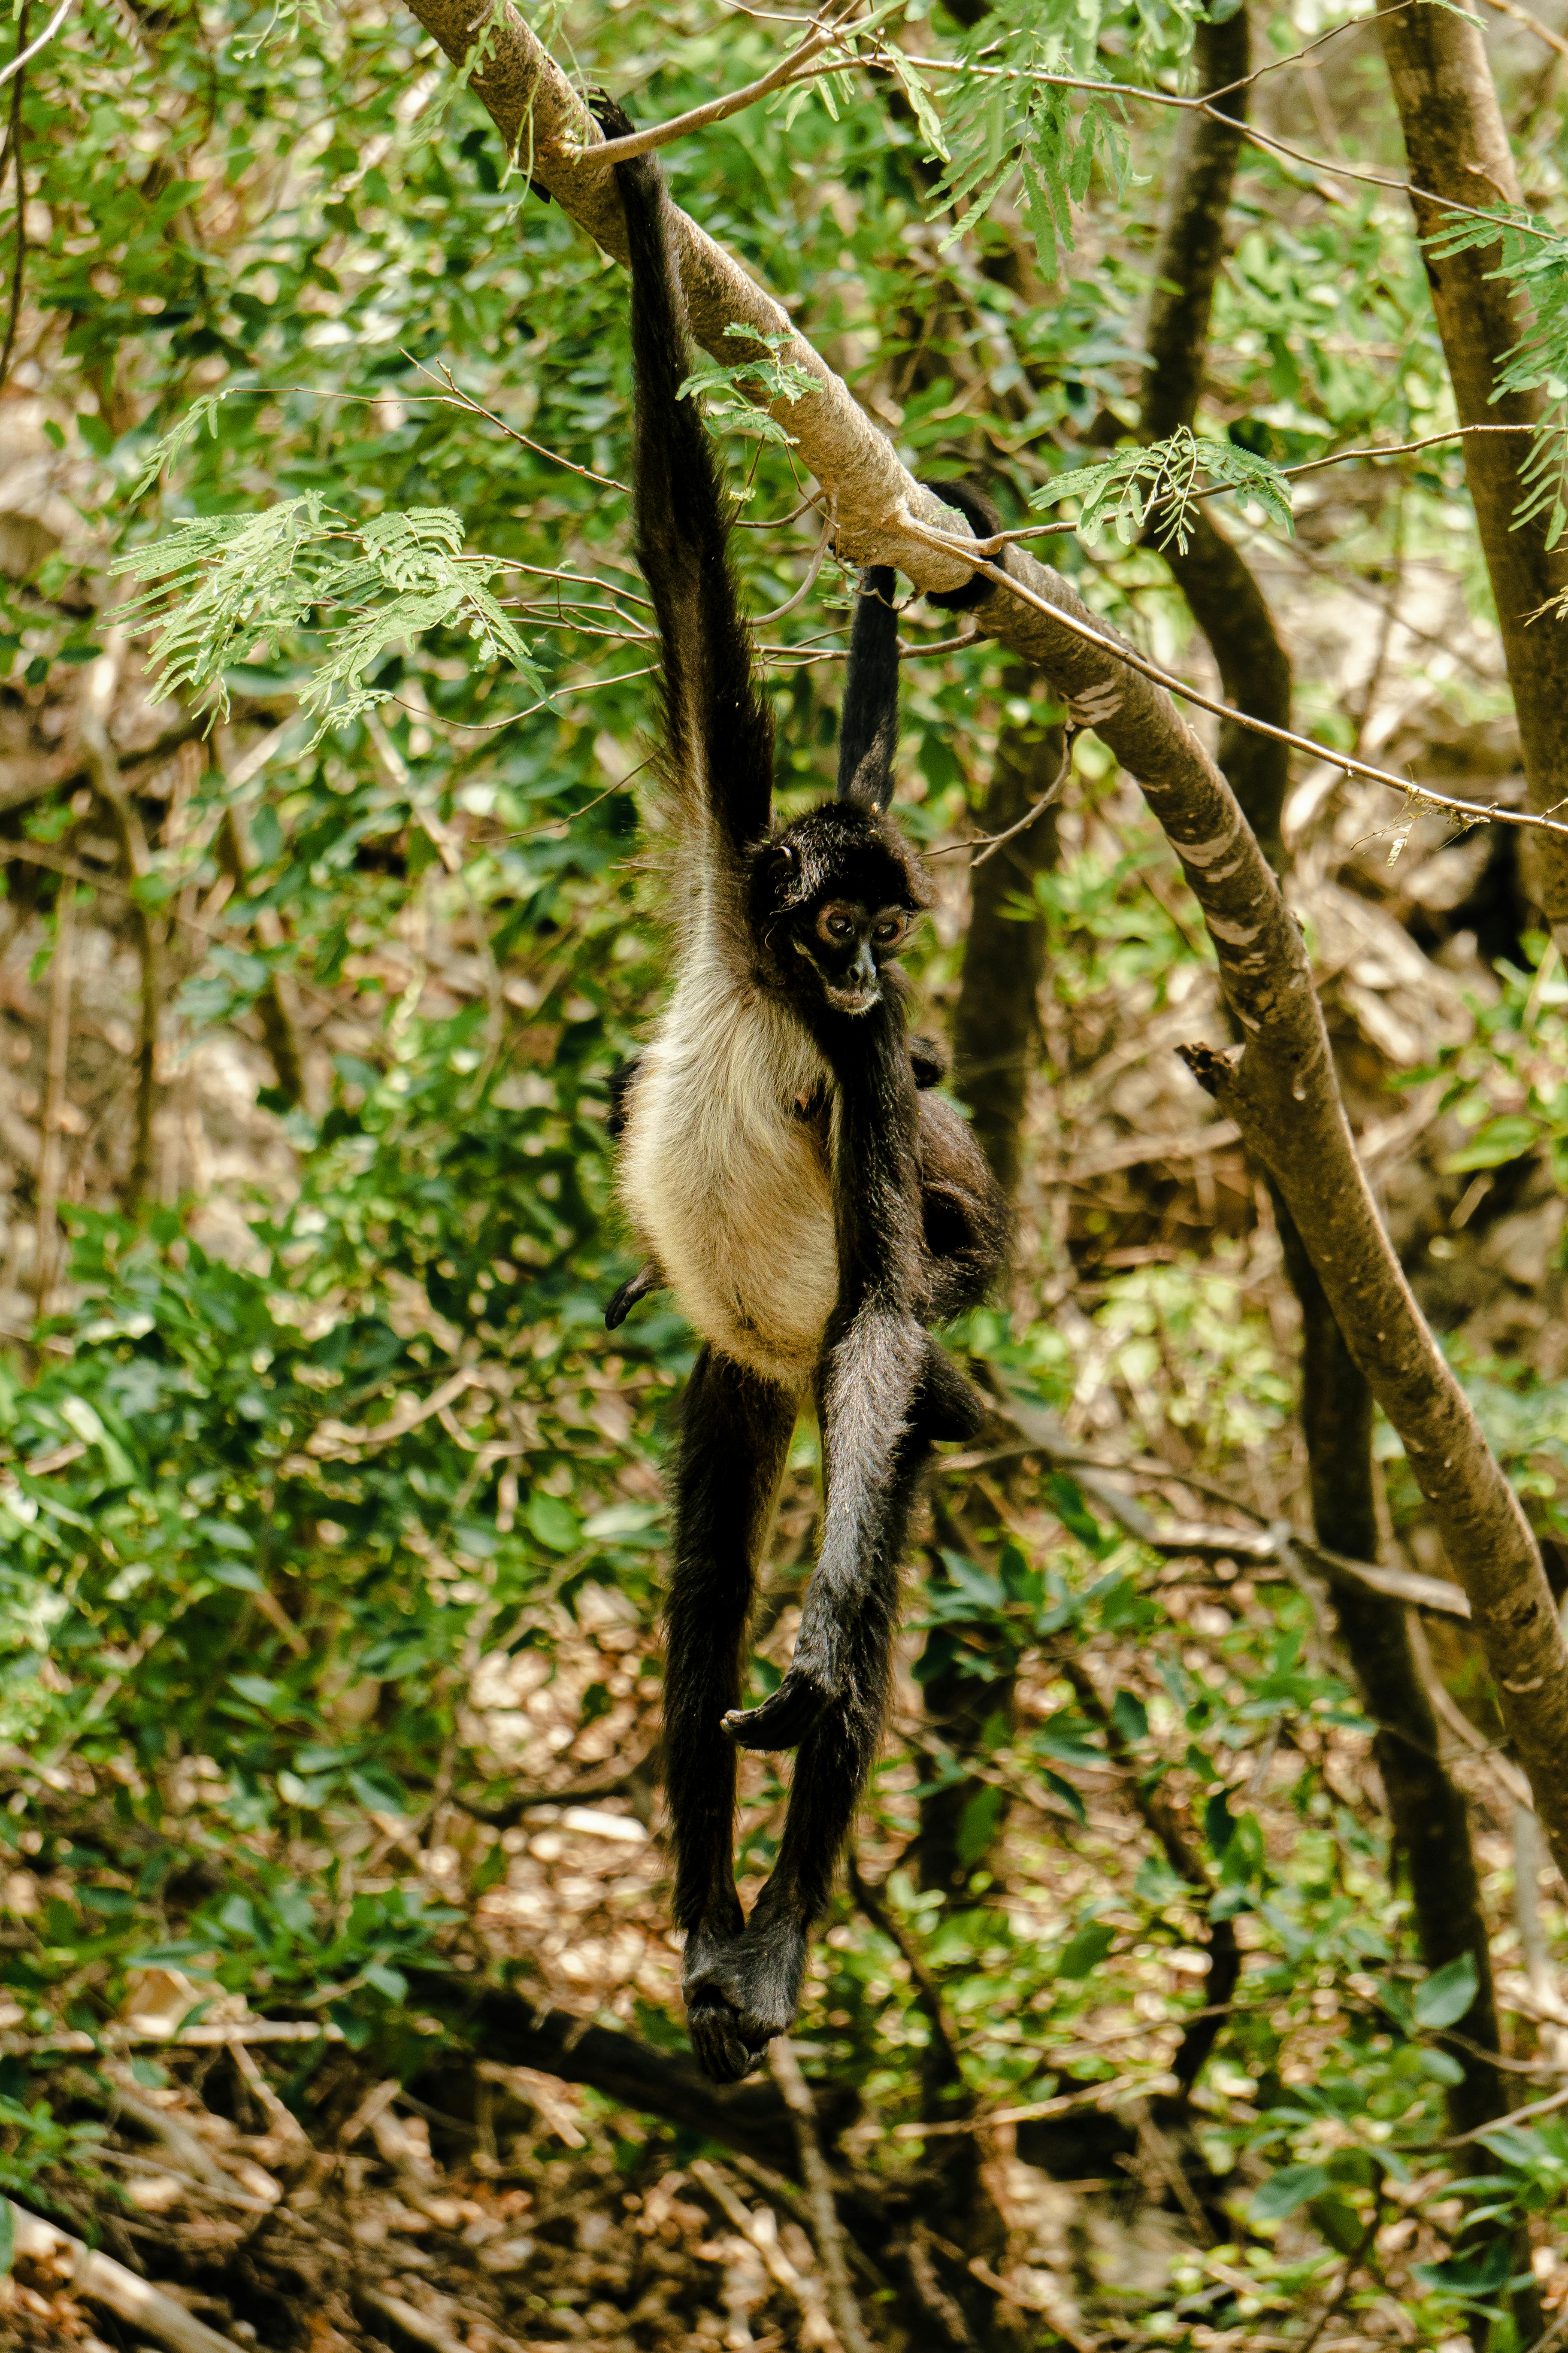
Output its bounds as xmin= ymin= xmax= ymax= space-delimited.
xmin=603 ymin=105 xmax=775 ymax=857
xmin=726 ymin=1012 xmax=941 ymax=1752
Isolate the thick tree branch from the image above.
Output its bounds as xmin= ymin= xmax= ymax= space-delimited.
xmin=401 ymin=0 xmax=1568 ymax=1878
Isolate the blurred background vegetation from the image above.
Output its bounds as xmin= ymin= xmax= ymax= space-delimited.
xmin=0 ymin=0 xmax=1567 ymax=2345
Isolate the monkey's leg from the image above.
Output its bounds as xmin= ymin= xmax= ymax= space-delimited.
xmin=666 ymin=1346 xmax=798 ymax=2084
xmin=702 ymin=1381 xmax=946 ymax=2066
xmin=725 ymin=1310 xmax=938 ymax=1752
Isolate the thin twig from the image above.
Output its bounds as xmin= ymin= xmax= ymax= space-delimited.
xmin=34 ymin=873 xmax=73 ymax=1313
xmin=1479 ymin=0 xmax=1568 ymax=61
xmin=575 ymin=2 xmax=853 ymax=168
xmin=899 ymin=518 xmax=1568 ymax=846
xmin=690 ymin=2159 xmax=836 ymax=2342
xmin=847 ymin=1854 xmax=966 ymax=2089
xmin=0 ymin=0 xmax=28 ymax=391
xmin=0 ymin=0 xmax=68 ymax=94
xmin=933 ymin=721 xmax=1078 ymax=864
xmin=770 ymin=2036 xmax=872 ymax=2353
xmin=403 ymin=353 xmax=628 ymax=490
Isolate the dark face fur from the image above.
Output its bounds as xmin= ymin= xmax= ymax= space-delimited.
xmin=752 ymin=804 xmax=931 ymax=1016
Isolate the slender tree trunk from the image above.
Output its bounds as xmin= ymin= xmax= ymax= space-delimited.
xmin=916 ymin=691 xmax=1061 ymax=1923
xmin=1378 ymin=1 xmax=1568 ymax=923
xmin=950 ymin=683 xmax=1059 ymax=1202
xmin=1144 ymin=1 xmax=1508 ymax=2143
xmin=1278 ymin=1216 xmax=1505 ymax=2137
xmin=1138 ymin=5 xmax=1291 ymax=862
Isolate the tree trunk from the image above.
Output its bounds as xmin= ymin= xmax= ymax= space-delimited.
xmin=1143 ymin=0 xmax=1508 ymax=2142
xmin=1139 ymin=4 xmax=1291 ymax=863
xmin=950 ymin=683 xmax=1059 ymax=1202
xmin=1378 ymin=0 xmax=1568 ymax=922
xmin=1278 ymin=1215 xmax=1505 ymax=2138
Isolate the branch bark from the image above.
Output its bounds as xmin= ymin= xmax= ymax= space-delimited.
xmin=400 ymin=0 xmax=1568 ymax=1877
xmin=6 ymin=2199 xmax=242 ymax=2353
xmin=1377 ymin=0 xmax=1568 ymax=923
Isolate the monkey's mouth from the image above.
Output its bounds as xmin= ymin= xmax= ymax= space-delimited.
xmin=824 ymin=978 xmax=880 ymax=1014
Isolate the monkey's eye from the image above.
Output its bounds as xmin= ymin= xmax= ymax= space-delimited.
xmin=817 ymin=907 xmax=856 ymax=944
xmin=872 ymin=914 xmax=908 ymax=948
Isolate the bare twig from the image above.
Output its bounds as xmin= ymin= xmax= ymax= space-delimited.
xmin=574 ymin=4 xmax=848 ymax=168
xmin=847 ymin=1854 xmax=966 ymax=2089
xmin=1478 ymin=0 xmax=1568 ymax=60
xmin=0 ymin=1 xmax=29 ymax=391
xmin=34 ymin=875 xmax=73 ymax=1313
xmin=770 ymin=2037 xmax=872 ymax=2353
xmin=0 ymin=0 xmax=70 ymax=91
xmin=892 ymin=2068 xmax=1159 ymax=2139
xmin=901 ymin=519 xmax=1568 ymax=850
xmin=1513 ymin=1807 xmax=1568 ymax=2065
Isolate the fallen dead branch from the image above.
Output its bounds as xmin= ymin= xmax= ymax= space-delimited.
xmin=6 ymin=2198 xmax=243 ymax=2353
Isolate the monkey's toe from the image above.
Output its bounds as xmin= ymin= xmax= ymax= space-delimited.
xmin=687 ymin=1991 xmax=769 ymax=2083
xmin=723 ymin=1666 xmax=834 ymax=1751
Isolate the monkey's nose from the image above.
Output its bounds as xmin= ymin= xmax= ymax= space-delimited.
xmin=853 ymin=939 xmax=876 ymax=989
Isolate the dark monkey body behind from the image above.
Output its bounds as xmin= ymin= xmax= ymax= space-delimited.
xmin=599 ymin=112 xmax=1007 ymax=2083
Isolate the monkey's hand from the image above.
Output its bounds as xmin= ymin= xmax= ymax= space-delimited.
xmin=722 ymin=1656 xmax=837 ymax=1751
xmin=684 ymin=1916 xmax=808 ymax=2083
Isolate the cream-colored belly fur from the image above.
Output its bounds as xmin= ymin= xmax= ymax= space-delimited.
xmin=620 ymin=964 xmax=838 ymax=1389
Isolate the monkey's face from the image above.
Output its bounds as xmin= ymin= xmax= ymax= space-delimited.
xmin=754 ymin=803 xmax=930 ymax=1016
xmin=794 ymin=897 xmax=913 ymax=1014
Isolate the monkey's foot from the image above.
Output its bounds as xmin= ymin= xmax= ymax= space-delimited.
xmin=723 ymin=1663 xmax=835 ymax=1752
xmin=684 ymin=1916 xmax=808 ymax=2083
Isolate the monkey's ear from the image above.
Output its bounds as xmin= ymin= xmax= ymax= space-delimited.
xmin=757 ymin=837 xmax=807 ymax=906
xmin=920 ymin=478 xmax=1005 ymax=612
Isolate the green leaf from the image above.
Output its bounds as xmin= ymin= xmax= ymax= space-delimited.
xmin=526 ymin=1491 xmax=581 ymax=1552
xmin=1253 ymin=2163 xmax=1332 ymax=2222
xmin=1413 ymin=1952 xmax=1479 ymax=2031
xmin=1057 ymin=1921 xmax=1115 ymax=1979
xmin=1441 ymin=1114 xmax=1540 ymax=1172
xmin=1030 ymin=427 xmax=1293 ymax=553
xmin=1111 ymin=1689 xmax=1148 ymax=1743
xmin=955 ymin=1781 xmax=1004 ymax=1868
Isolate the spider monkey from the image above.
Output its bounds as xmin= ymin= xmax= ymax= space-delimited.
xmin=594 ymin=101 xmax=1008 ymax=2084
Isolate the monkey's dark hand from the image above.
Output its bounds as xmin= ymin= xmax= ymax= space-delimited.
xmin=684 ymin=1916 xmax=809 ymax=2083
xmin=722 ymin=1657 xmax=837 ymax=1751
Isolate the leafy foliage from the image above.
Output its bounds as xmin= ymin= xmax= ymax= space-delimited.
xmin=1032 ymin=426 xmax=1294 ymax=551
xmin=112 ymin=495 xmax=545 ymax=740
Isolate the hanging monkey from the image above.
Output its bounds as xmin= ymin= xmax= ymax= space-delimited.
xmin=596 ymin=101 xmax=1007 ymax=2083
